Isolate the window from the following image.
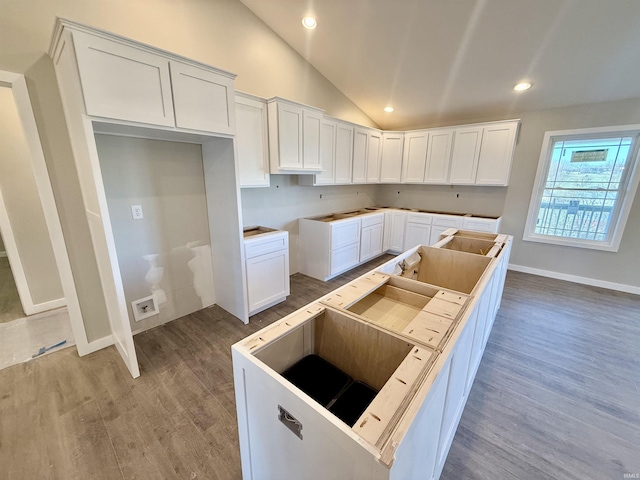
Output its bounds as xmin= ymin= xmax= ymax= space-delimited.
xmin=524 ymin=125 xmax=640 ymax=251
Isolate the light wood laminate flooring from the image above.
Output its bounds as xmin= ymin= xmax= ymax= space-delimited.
xmin=0 ymin=257 xmax=24 ymax=323
xmin=1 ymin=259 xmax=639 ymax=479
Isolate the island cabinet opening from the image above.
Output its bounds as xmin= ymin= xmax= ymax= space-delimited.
xmin=436 ymin=235 xmax=503 ymax=258
xmin=378 ymin=246 xmax=492 ymax=295
xmin=321 ymin=274 xmax=470 ymax=351
xmin=232 ymin=303 xmax=441 ymax=480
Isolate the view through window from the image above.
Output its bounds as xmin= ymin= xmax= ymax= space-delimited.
xmin=525 ymin=126 xmax=640 ymax=251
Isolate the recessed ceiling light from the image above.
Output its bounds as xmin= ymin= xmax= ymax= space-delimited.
xmin=384 ymin=106 xmax=394 ymax=113
xmin=514 ymin=82 xmax=532 ymax=91
xmin=302 ymin=16 xmax=317 ymax=29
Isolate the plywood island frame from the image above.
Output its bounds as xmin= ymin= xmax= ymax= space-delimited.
xmin=232 ymin=229 xmax=513 ymax=480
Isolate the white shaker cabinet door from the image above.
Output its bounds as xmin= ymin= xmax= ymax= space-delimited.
xmin=334 ymin=122 xmax=354 ymax=184
xmin=315 ymin=119 xmax=337 ymax=185
xmin=449 ymin=126 xmax=483 ymax=184
xmin=401 ymin=131 xmax=429 ymax=183
xmin=366 ymin=130 xmax=382 ymax=183
xmin=425 ymin=129 xmax=454 ymax=184
xmin=235 ymin=94 xmax=269 ymax=187
xmin=72 ymin=30 xmax=175 ymax=127
xmin=302 ymin=109 xmax=323 ymax=170
xmin=352 ymin=127 xmax=369 ymax=183
xmin=246 ymin=249 xmax=289 ymax=314
xmin=170 ymin=61 xmax=235 ymax=135
xmin=475 ymin=122 xmax=518 ymax=185
xmin=380 ymin=132 xmax=404 ymax=183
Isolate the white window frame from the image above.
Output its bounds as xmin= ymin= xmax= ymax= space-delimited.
xmin=523 ymin=124 xmax=640 ymax=252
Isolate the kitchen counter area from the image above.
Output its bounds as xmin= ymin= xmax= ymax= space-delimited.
xmin=299 ymin=207 xmax=502 ymax=281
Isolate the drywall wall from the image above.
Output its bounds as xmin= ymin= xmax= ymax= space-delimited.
xmin=503 ymin=98 xmax=640 ymax=290
xmin=0 ymin=86 xmax=63 ymax=305
xmin=375 ymin=184 xmax=507 ymax=218
xmin=241 ymin=179 xmax=377 ymax=273
xmin=96 ymin=135 xmax=215 ymax=332
xmin=0 ymin=0 xmax=376 ymax=128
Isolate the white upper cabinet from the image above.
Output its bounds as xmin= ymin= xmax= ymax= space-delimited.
xmin=235 ymin=93 xmax=269 ymax=188
xmin=169 ymin=61 xmax=235 ymax=135
xmin=401 ymin=131 xmax=429 ymax=183
xmin=72 ymin=31 xmax=175 ymax=127
xmin=268 ymin=98 xmax=324 ymax=174
xmin=352 ymin=127 xmax=369 ymax=183
xmin=448 ymin=126 xmax=483 ymax=184
xmin=334 ymin=121 xmax=354 ymax=184
xmin=380 ymin=132 xmax=405 ymax=183
xmin=315 ymin=118 xmax=337 ymax=185
xmin=475 ymin=121 xmax=519 ymax=185
xmin=366 ymin=129 xmax=383 ymax=183
xmin=70 ymin=30 xmax=235 ymax=135
xmin=425 ymin=128 xmax=454 ymax=184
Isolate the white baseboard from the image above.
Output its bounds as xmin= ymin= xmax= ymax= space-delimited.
xmin=508 ymin=263 xmax=640 ymax=295
xmin=24 ymin=297 xmax=67 ymax=315
xmin=78 ymin=334 xmax=115 ymax=356
xmin=0 ymin=251 xmax=6 ymax=258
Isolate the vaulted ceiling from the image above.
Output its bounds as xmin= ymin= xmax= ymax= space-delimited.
xmin=240 ymin=0 xmax=640 ymax=130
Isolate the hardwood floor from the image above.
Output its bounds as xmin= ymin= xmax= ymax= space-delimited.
xmin=1 ymin=259 xmax=639 ymax=479
xmin=0 ymin=257 xmax=24 ymax=323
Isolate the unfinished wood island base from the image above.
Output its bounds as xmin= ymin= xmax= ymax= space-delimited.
xmin=232 ymin=229 xmax=512 ymax=480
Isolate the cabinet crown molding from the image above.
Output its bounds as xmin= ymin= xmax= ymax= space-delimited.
xmin=266 ymin=96 xmax=325 ymax=113
xmin=48 ymin=17 xmax=237 ymax=80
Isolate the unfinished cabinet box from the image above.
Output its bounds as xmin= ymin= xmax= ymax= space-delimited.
xmin=322 ymin=272 xmax=469 ymax=352
xmin=233 ymin=303 xmax=444 ymax=480
xmin=235 ymin=231 xmax=513 ymax=480
xmin=378 ymin=245 xmax=492 ymax=295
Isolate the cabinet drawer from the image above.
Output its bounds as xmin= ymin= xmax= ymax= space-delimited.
xmin=245 ymin=234 xmax=287 ymax=259
xmin=462 ymin=218 xmax=499 ymax=233
xmin=432 ymin=215 xmax=463 ymax=228
xmin=331 ymin=219 xmax=361 ymax=249
xmin=406 ymin=213 xmax=433 ymax=225
xmin=361 ymin=213 xmax=384 ymax=228
xmin=330 ymin=243 xmax=361 ymax=276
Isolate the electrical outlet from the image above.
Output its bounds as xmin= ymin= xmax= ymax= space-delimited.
xmin=131 ymin=205 xmax=144 ymax=220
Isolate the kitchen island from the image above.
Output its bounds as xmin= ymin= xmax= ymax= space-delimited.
xmin=232 ymin=229 xmax=512 ymax=480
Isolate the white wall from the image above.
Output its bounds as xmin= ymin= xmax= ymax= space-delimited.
xmin=503 ymin=98 xmax=640 ymax=290
xmin=0 ymin=86 xmax=63 ymax=304
xmin=375 ymin=184 xmax=506 ymax=218
xmin=0 ymin=0 xmax=376 ymax=128
xmin=241 ymin=178 xmax=377 ymax=273
xmin=96 ymin=135 xmax=214 ymax=332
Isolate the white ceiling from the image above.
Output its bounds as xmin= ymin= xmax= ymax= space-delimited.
xmin=240 ymin=0 xmax=640 ymax=130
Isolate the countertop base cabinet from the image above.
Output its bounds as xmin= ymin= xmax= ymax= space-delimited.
xmin=244 ymin=231 xmax=290 ymax=316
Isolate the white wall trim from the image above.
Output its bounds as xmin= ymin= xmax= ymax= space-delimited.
xmin=84 ymin=334 xmax=115 ymax=355
xmin=0 ymin=251 xmax=6 ymax=258
xmin=0 ymin=70 xmax=90 ymax=355
xmin=28 ymin=297 xmax=67 ymax=315
xmin=508 ymin=263 xmax=640 ymax=295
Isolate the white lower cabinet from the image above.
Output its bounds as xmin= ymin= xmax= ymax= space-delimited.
xmin=462 ymin=216 xmax=501 ymax=233
xmin=388 ymin=211 xmax=407 ymax=253
xmin=330 ymin=243 xmax=361 ymax=276
xmin=360 ymin=214 xmax=384 ymax=263
xmin=244 ymin=230 xmax=290 ymax=316
xmin=430 ymin=214 xmax=464 ymax=245
xmin=404 ymin=213 xmax=433 ymax=250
